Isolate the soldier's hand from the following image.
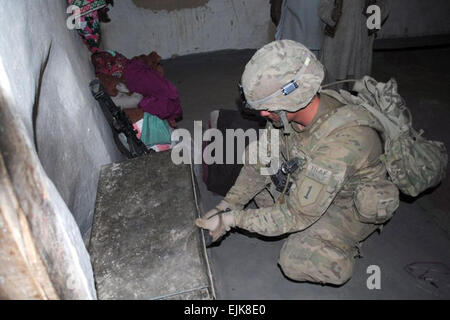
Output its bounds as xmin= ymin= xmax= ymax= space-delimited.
xmin=202 ymin=200 xmax=233 ymax=220
xmin=195 ymin=211 xmax=235 ymax=243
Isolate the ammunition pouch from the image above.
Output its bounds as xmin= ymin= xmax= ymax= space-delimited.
xmin=353 ymin=180 xmax=399 ymax=224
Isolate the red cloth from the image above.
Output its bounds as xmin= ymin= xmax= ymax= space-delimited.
xmin=91 ymin=51 xmax=129 ymax=78
xmin=124 ymin=59 xmax=183 ymax=121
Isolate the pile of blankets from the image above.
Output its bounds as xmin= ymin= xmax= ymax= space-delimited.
xmin=91 ymin=50 xmax=183 ymax=152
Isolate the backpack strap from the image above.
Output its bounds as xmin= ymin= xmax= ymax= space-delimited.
xmin=320 ymin=89 xmax=349 ymax=105
xmin=358 ymin=101 xmax=403 ymax=141
xmin=306 ymin=104 xmax=384 ymax=153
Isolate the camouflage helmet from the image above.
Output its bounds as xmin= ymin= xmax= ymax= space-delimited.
xmin=241 ymin=40 xmax=324 ymax=112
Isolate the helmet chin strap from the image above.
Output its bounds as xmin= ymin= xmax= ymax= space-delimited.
xmin=274 ymin=110 xmax=292 ymax=204
xmin=276 ymin=111 xmax=293 ymax=136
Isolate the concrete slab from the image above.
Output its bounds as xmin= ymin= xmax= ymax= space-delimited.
xmin=89 ymin=153 xmax=214 ymax=300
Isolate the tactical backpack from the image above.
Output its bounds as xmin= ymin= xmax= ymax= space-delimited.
xmin=321 ymin=76 xmax=448 ymax=197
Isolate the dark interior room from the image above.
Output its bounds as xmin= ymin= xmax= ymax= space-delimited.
xmin=0 ymin=0 xmax=449 ymax=302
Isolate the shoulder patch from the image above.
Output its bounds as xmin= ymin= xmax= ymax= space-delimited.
xmin=298 ymin=177 xmax=323 ymax=207
xmin=305 ymin=163 xmax=332 ymax=184
xmin=288 ymin=157 xmax=347 ymax=217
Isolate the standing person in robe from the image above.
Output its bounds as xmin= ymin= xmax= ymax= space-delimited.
xmin=318 ymin=0 xmax=389 ymax=89
xmin=271 ymin=0 xmax=324 ymax=56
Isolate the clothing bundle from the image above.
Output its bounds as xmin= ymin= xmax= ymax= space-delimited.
xmin=91 ymin=50 xmax=183 ymax=152
xmin=124 ymin=58 xmax=182 ymax=122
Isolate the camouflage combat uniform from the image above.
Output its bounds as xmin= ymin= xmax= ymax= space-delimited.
xmin=224 ymin=92 xmax=389 ymax=285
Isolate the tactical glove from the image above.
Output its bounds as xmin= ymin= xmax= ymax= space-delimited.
xmin=195 ymin=210 xmax=235 ymax=243
xmin=201 ymin=200 xmax=234 ymax=219
xmin=195 ymin=200 xmax=242 ymax=244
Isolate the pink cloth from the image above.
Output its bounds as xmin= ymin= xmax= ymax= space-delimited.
xmin=124 ymin=59 xmax=183 ymax=121
xmin=133 ymin=120 xmax=143 ymax=139
xmin=150 ymin=144 xmax=172 ymax=153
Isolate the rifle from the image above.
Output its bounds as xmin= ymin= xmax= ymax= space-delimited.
xmin=89 ymin=79 xmax=151 ymax=159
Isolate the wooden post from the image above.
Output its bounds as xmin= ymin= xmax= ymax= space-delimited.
xmin=0 ymin=153 xmax=58 ymax=299
xmin=0 ymin=88 xmax=96 ymax=299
